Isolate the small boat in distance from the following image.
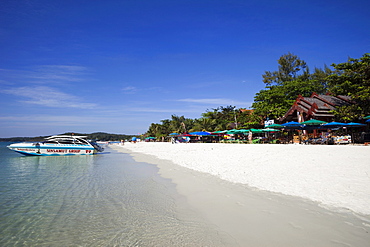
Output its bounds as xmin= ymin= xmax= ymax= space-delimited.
xmin=7 ymin=135 xmax=104 ymax=156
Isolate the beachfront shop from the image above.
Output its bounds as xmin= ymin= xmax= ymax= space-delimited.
xmin=278 ymin=94 xmax=370 ymax=144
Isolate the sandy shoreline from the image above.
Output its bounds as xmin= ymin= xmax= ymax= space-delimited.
xmin=110 ymin=143 xmax=370 ymax=246
xmin=113 ymin=142 xmax=370 ymax=215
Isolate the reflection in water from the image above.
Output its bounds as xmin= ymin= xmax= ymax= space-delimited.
xmin=0 ymin=146 xmax=232 ymax=246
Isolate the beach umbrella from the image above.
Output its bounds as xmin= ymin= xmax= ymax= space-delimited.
xmin=345 ymin=122 xmax=367 ymax=127
xmin=249 ymin=129 xmax=264 ymax=133
xmin=262 ymin=128 xmax=281 ymax=132
xmin=300 ymin=120 xmax=327 ymax=140
xmin=366 ymin=119 xmax=370 ymax=123
xmin=266 ymin=123 xmax=284 ymax=128
xmin=189 ymin=131 xmax=211 ymax=136
xmin=363 ymin=115 xmax=370 ymax=119
xmin=344 ymin=122 xmax=366 ymax=144
xmin=321 ymin=122 xmax=347 ymax=129
xmin=301 ymin=119 xmax=327 ymax=125
xmin=226 ymin=129 xmax=239 ymax=134
xmin=169 ymin=133 xmax=179 ymax=136
xmin=212 ymin=130 xmax=227 ymax=134
xmin=281 ymin=121 xmax=302 ymax=142
xmin=281 ymin=121 xmax=302 ymax=128
xmin=237 ymin=129 xmax=250 ymax=133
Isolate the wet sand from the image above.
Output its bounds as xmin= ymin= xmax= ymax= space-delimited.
xmin=111 ymin=144 xmax=370 ymax=246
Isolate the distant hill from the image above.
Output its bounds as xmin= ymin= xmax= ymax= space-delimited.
xmin=0 ymin=132 xmax=138 ymax=142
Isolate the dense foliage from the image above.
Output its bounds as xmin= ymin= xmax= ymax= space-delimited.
xmin=145 ymin=53 xmax=369 ymax=138
xmin=252 ymin=53 xmax=331 ymax=119
xmin=327 ymin=53 xmax=370 ymax=121
xmin=145 ymin=107 xmax=262 ymax=139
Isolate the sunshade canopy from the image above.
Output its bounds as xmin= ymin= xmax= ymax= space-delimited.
xmin=212 ymin=130 xmax=227 ymax=134
xmin=301 ymin=119 xmax=327 ymax=125
xmin=363 ymin=115 xmax=370 ymax=119
xmin=249 ymin=128 xmax=264 ymax=133
xmin=226 ymin=129 xmax=240 ymax=134
xmin=189 ymin=131 xmax=211 ymax=135
xmin=281 ymin=121 xmax=302 ymax=128
xmin=262 ymin=128 xmax=281 ymax=132
xmin=266 ymin=123 xmax=284 ymax=128
xmin=236 ymin=129 xmax=250 ymax=133
xmin=345 ymin=122 xmax=367 ymax=127
xmin=321 ymin=122 xmax=347 ymax=129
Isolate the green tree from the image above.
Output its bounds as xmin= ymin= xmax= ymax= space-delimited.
xmin=238 ymin=110 xmax=263 ymax=129
xmin=201 ymin=105 xmax=238 ymax=130
xmin=169 ymin=115 xmax=187 ymax=133
xmin=262 ymin=52 xmax=309 ymax=86
xmin=327 ymin=53 xmax=370 ymax=121
xmin=252 ymin=53 xmax=330 ymax=120
xmin=191 ymin=118 xmax=216 ymax=131
xmin=146 ymin=115 xmax=194 ymax=140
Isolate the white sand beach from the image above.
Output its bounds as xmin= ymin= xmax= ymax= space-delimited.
xmin=115 ymin=142 xmax=370 ymax=216
xmin=112 ymin=142 xmax=370 ymax=246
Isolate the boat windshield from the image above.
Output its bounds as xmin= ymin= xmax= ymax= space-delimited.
xmin=75 ymin=138 xmax=89 ymax=144
xmin=44 ymin=136 xmax=90 ymax=145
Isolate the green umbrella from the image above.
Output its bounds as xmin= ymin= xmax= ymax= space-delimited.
xmin=212 ymin=130 xmax=227 ymax=134
xmin=363 ymin=115 xmax=370 ymax=120
xmin=238 ymin=129 xmax=250 ymax=133
xmin=262 ymin=128 xmax=281 ymax=132
xmin=226 ymin=129 xmax=239 ymax=134
xmin=249 ymin=128 xmax=264 ymax=133
xmin=266 ymin=123 xmax=284 ymax=128
xmin=301 ymin=119 xmax=327 ymax=125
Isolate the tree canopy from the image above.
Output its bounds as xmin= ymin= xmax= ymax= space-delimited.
xmin=144 ymin=106 xmax=262 ymax=138
xmin=327 ymin=53 xmax=370 ymax=121
xmin=144 ymin=53 xmax=369 ymax=138
xmin=252 ymin=53 xmax=330 ymax=119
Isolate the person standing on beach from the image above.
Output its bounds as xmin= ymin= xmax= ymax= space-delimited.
xmin=248 ymin=131 xmax=253 ymax=144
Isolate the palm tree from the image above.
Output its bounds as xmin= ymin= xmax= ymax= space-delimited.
xmin=192 ymin=118 xmax=216 ymax=132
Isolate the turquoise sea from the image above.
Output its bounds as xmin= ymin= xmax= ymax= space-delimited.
xmin=0 ymin=142 xmax=229 ymax=246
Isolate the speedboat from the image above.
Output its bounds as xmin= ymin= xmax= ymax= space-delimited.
xmin=7 ymin=135 xmax=104 ymax=156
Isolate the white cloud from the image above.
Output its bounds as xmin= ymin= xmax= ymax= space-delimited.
xmin=0 ymin=65 xmax=88 ymax=85
xmin=29 ymin=65 xmax=88 ymax=82
xmin=1 ymin=86 xmax=98 ymax=109
xmin=122 ymin=86 xmax=138 ymax=94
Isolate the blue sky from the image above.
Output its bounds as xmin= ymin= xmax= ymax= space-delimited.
xmin=1 ymin=0 xmax=369 ymax=137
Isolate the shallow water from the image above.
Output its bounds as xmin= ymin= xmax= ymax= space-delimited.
xmin=0 ymin=143 xmax=232 ymax=246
